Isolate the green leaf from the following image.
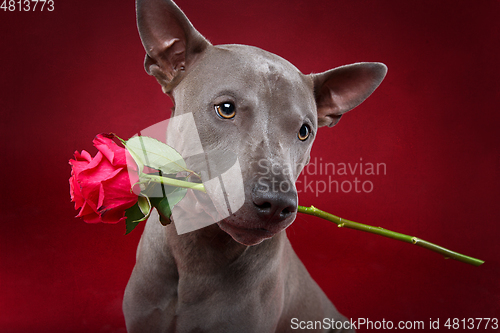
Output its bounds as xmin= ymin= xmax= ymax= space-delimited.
xmin=154 ymin=197 xmax=172 ymax=226
xmin=124 ymin=196 xmax=153 ymax=235
xmin=165 ymin=186 xmax=188 ymax=206
xmin=137 ymin=195 xmax=151 ymax=216
xmin=117 ymin=135 xmax=145 ymax=173
xmin=124 ymin=202 xmax=146 ymax=235
xmin=158 ymin=215 xmax=171 ymax=226
xmin=124 ymin=136 xmax=188 ymax=174
xmin=126 ymin=146 xmax=145 ymax=173
xmin=150 ymin=186 xmax=187 ymax=227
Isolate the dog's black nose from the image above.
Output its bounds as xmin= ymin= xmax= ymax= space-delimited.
xmin=252 ymin=179 xmax=297 ymax=221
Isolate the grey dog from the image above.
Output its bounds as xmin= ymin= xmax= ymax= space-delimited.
xmin=123 ymin=0 xmax=386 ymax=332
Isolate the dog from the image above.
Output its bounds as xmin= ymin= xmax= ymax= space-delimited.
xmin=123 ymin=0 xmax=386 ymax=332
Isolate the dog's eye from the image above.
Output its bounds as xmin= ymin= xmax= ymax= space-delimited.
xmin=215 ymin=102 xmax=236 ymax=119
xmin=298 ymin=124 xmax=310 ymax=141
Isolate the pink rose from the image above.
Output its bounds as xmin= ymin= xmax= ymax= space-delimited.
xmin=69 ymin=133 xmax=139 ymax=224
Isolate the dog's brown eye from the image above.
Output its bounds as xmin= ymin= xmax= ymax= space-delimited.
xmin=298 ymin=124 xmax=310 ymax=141
xmin=215 ymin=102 xmax=236 ymax=119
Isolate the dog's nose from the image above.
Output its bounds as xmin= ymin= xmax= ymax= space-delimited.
xmin=252 ymin=180 xmax=297 ymax=221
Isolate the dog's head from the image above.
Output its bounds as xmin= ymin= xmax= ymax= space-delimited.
xmin=136 ymin=0 xmax=387 ymax=245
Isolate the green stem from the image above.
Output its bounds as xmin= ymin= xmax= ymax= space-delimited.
xmin=133 ymin=170 xmax=484 ymax=266
xmin=142 ymin=174 xmax=206 ymax=193
xmin=297 ymin=205 xmax=484 ymax=267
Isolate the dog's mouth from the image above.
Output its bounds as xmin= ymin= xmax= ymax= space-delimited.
xmin=218 ymin=220 xmax=275 ymax=246
xmin=217 ymin=209 xmax=296 ymax=246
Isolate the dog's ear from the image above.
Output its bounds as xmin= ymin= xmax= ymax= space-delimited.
xmin=136 ymin=0 xmax=211 ymax=92
xmin=311 ymin=63 xmax=387 ymax=127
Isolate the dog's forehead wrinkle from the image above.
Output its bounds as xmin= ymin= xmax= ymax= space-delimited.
xmin=213 ymin=44 xmax=304 ymax=84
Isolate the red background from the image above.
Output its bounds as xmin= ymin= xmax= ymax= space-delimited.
xmin=1 ymin=0 xmax=499 ymax=332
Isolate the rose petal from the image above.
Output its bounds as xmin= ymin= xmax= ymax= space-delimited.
xmin=78 ymin=178 xmax=101 ymax=213
xmin=80 ymin=209 xmax=103 ymax=223
xmin=97 ymin=182 xmax=105 ymax=210
xmin=94 ymin=133 xmax=128 ymax=166
xmin=69 ymin=151 xmax=93 ymax=176
xmin=71 ymin=150 xmax=92 ymax=162
xmin=100 ymin=172 xmax=138 ymax=209
xmin=78 ymin=154 xmax=116 ymax=198
xmin=84 ymin=151 xmax=104 ymax=171
xmin=99 ymin=205 xmax=130 ymax=224
xmin=100 ymin=167 xmax=123 ymax=183
xmin=69 ymin=175 xmax=75 ymax=201
xmin=69 ymin=176 xmax=85 ymax=209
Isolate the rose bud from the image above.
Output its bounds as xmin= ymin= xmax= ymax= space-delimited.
xmin=69 ymin=133 xmax=139 ymax=224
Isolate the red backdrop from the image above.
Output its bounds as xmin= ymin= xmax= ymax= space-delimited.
xmin=1 ymin=0 xmax=499 ymax=332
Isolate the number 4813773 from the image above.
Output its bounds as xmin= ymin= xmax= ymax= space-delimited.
xmin=1 ymin=0 xmax=55 ymax=11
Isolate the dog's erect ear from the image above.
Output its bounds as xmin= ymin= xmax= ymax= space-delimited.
xmin=136 ymin=0 xmax=211 ymax=92
xmin=311 ymin=63 xmax=387 ymax=127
